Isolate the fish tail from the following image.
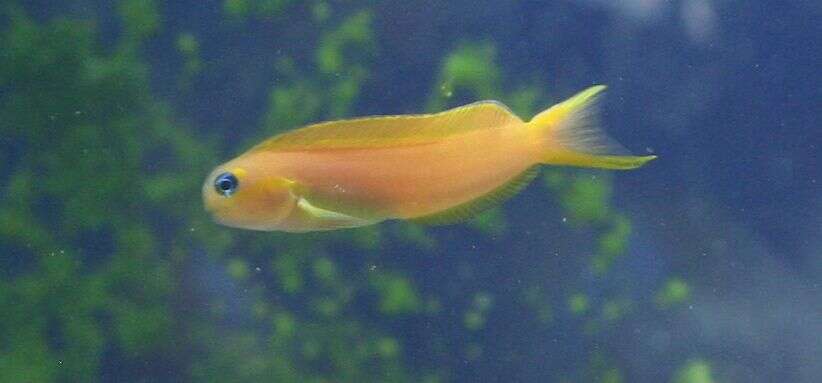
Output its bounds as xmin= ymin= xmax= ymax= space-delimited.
xmin=527 ymin=85 xmax=656 ymax=169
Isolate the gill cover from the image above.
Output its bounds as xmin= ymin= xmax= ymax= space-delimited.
xmin=202 ymin=167 xmax=299 ymax=231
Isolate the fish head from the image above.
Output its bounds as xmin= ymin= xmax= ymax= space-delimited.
xmin=202 ymin=160 xmax=298 ymax=231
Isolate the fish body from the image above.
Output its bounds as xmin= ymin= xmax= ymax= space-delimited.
xmin=203 ymin=86 xmax=655 ymax=232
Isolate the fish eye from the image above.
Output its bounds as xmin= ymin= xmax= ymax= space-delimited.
xmin=214 ymin=172 xmax=239 ymax=197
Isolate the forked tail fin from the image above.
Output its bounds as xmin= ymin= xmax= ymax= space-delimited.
xmin=528 ymin=85 xmax=656 ymax=170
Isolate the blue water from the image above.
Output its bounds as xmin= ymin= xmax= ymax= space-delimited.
xmin=2 ymin=1 xmax=820 ymax=382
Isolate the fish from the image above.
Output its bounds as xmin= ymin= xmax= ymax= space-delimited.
xmin=202 ymin=85 xmax=656 ymax=232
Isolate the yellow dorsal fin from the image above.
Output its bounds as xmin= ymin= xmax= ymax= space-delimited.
xmin=410 ymin=166 xmax=540 ymax=226
xmin=248 ymin=101 xmax=522 ymax=152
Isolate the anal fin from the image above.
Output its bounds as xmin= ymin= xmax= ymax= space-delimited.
xmin=410 ymin=166 xmax=540 ymax=226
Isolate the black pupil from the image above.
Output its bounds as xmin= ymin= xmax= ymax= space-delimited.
xmin=214 ymin=172 xmax=238 ymax=196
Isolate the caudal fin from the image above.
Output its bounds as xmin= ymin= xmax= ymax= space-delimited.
xmin=528 ymin=85 xmax=656 ymax=170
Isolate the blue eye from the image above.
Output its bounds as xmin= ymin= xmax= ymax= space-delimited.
xmin=214 ymin=172 xmax=239 ymax=197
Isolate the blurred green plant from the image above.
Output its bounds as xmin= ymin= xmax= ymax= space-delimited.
xmin=426 ymin=43 xmax=500 ymax=111
xmin=463 ymin=292 xmax=494 ymax=331
xmin=176 ymin=32 xmax=203 ymax=87
xmin=224 ymin=0 xmax=298 ymax=20
xmin=370 ymin=272 xmax=422 ymax=315
xmin=672 ymin=359 xmax=714 ymax=383
xmin=0 ymin=3 xmax=206 ymax=382
xmin=656 ymin=277 xmax=692 ymax=308
xmin=569 ymin=292 xmax=591 ymax=315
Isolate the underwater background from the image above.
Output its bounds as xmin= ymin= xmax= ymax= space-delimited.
xmin=1 ymin=1 xmax=820 ymax=382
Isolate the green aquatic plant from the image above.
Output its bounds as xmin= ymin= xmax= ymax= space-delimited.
xmin=569 ymin=292 xmax=591 ymax=315
xmin=0 ymin=4 xmax=197 ymax=381
xmin=176 ymin=32 xmax=203 ymax=86
xmin=584 ymin=352 xmax=625 ymax=383
xmin=594 ymin=214 xmax=632 ymax=275
xmin=261 ymin=9 xmax=375 ymax=131
xmin=317 ymin=10 xmax=376 ymax=118
xmin=558 ymin=174 xmax=613 ymax=225
xmin=119 ymin=0 xmax=160 ymax=40
xmin=673 ymin=359 xmax=714 ymax=383
xmin=656 ymin=277 xmax=692 ymax=308
xmin=463 ymin=292 xmax=494 ymax=331
xmin=223 ymin=0 xmax=298 ymax=20
xmin=370 ymin=272 xmax=422 ymax=315
xmin=263 ymin=76 xmax=324 ymax=136
xmin=522 ymin=285 xmax=555 ymax=325
xmin=394 ymin=223 xmax=437 ymax=250
xmin=426 ymin=42 xmax=500 ymax=112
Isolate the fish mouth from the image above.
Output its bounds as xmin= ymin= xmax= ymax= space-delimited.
xmin=203 ymin=203 xmax=241 ymax=229
xmin=208 ymin=211 xmax=233 ymax=227
xmin=202 ymin=193 xmax=230 ymax=221
xmin=201 ymin=183 xmax=226 ymax=223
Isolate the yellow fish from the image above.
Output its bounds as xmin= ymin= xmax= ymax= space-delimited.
xmin=203 ymin=85 xmax=655 ymax=232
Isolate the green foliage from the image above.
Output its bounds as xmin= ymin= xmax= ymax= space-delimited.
xmin=601 ymin=369 xmax=625 ymax=383
xmin=427 ymin=43 xmax=500 ymax=111
xmin=261 ymin=10 xmax=375 ymax=134
xmin=0 ymin=253 xmax=106 ymax=382
xmin=395 ymin=223 xmax=437 ymax=250
xmin=543 ymin=168 xmax=637 ymax=276
xmin=316 ymin=10 xmax=375 ymax=117
xmin=672 ymin=359 xmax=714 ymax=383
xmin=316 ymin=10 xmax=374 ymax=74
xmin=272 ymin=252 xmax=306 ymax=294
xmin=119 ymin=0 xmax=161 ymax=40
xmin=312 ymin=257 xmax=337 ymax=284
xmin=0 ymin=6 xmax=198 ymax=380
xmin=574 ymin=352 xmax=625 ymax=383
xmin=468 ymin=207 xmax=508 ymax=236
xmin=561 ymin=174 xmax=612 ymax=224
xmin=593 ymin=214 xmax=632 ymax=274
xmin=223 ymin=0 xmax=298 ymax=19
xmin=350 ymin=225 xmax=383 ymax=251
xmin=370 ymin=272 xmax=422 ymax=315
xmin=601 ymin=298 xmax=632 ymax=323
xmin=569 ymin=293 xmax=591 ymax=315
xmin=522 ymin=286 xmax=554 ymax=325
xmin=312 ymin=1 xmax=331 ymax=23
xmin=176 ymin=32 xmax=202 ymax=85
xmin=507 ymin=87 xmax=542 ymax=118
xmin=463 ymin=292 xmax=494 ymax=330
xmin=227 ymin=258 xmax=251 ymax=280
xmin=657 ymin=277 xmax=692 ymax=308
xmin=264 ymin=77 xmax=323 ymax=135
xmin=223 ymin=0 xmax=252 ymax=18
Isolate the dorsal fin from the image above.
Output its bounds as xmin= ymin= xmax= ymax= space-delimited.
xmin=247 ymin=101 xmax=521 ymax=152
xmin=410 ymin=166 xmax=540 ymax=226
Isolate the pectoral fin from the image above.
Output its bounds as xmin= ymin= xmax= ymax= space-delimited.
xmin=296 ymin=197 xmax=376 ymax=230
